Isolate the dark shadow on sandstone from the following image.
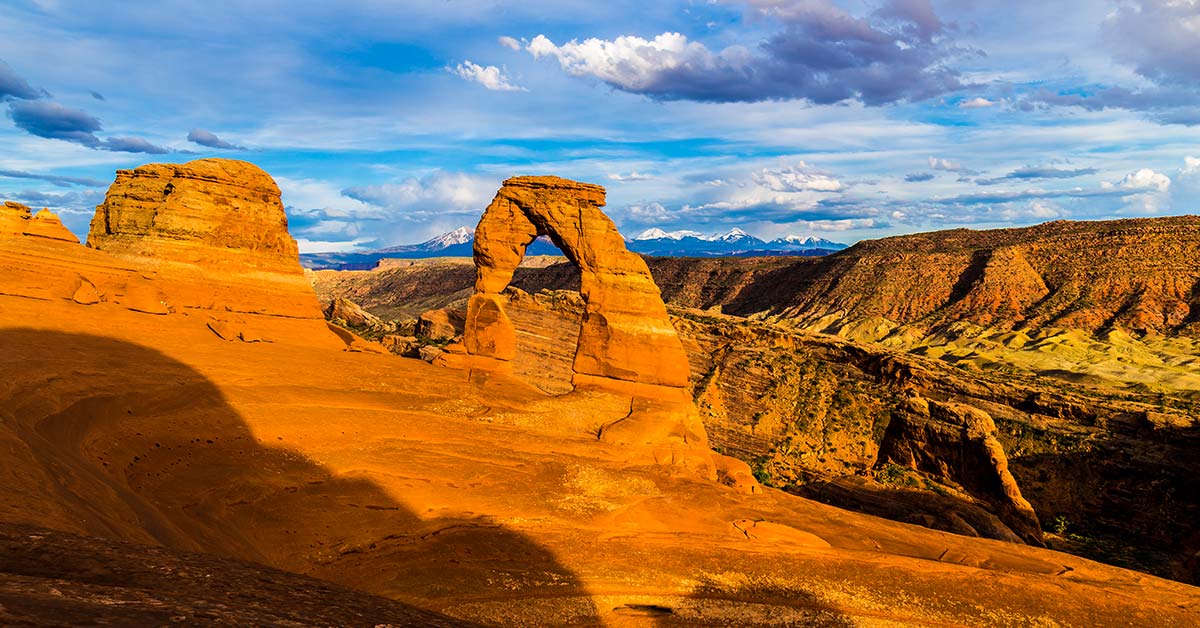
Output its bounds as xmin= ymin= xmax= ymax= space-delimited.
xmin=0 ymin=328 xmax=598 ymax=625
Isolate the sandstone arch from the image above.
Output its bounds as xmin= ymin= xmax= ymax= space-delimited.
xmin=460 ymin=177 xmax=758 ymax=491
xmin=464 ymin=176 xmax=691 ymax=392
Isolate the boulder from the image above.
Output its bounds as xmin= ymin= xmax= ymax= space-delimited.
xmin=416 ymin=308 xmax=461 ymax=340
xmin=325 ymin=297 xmax=382 ymax=329
xmin=419 ymin=345 xmax=445 ymax=363
xmin=381 ymin=334 xmax=421 ymax=357
xmin=71 ymin=279 xmax=102 ymax=305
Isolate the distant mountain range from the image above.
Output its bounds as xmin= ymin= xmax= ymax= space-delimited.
xmin=301 ymin=226 xmax=848 ymax=270
xmin=627 ymin=227 xmax=847 ymax=257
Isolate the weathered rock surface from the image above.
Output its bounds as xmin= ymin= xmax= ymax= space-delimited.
xmin=417 ymin=307 xmax=461 ymax=341
xmin=3 ymin=181 xmax=1200 ymax=624
xmin=327 ymin=296 xmax=384 ymax=328
xmin=0 ymin=202 xmax=79 ymax=243
xmin=0 ymin=200 xmax=29 ymax=237
xmin=76 ymin=158 xmax=326 ymax=320
xmin=465 ymin=176 xmax=690 ymax=391
xmin=458 ymin=177 xmax=720 ymax=477
xmin=313 ymin=258 xmax=1200 ymax=581
xmin=0 ymin=523 xmax=466 ymax=627
xmin=87 ymin=159 xmax=299 ymax=273
xmin=878 ymin=396 xmax=1044 ymax=546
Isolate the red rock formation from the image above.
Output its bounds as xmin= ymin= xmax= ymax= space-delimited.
xmin=457 ymin=177 xmax=753 ymax=488
xmin=0 ymin=202 xmax=79 ymax=243
xmin=465 ymin=176 xmax=690 ymax=390
xmin=88 ymin=159 xmax=299 ymax=273
xmin=85 ymin=158 xmax=324 ymax=320
xmin=878 ymin=396 xmax=1044 ymax=546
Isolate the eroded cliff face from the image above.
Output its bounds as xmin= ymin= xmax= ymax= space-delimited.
xmin=87 ymin=159 xmax=300 ymax=273
xmin=0 ymin=159 xmax=337 ymax=348
xmin=647 ymin=216 xmax=1200 ymax=339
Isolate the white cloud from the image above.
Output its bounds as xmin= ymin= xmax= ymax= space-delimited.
xmin=526 ymin=32 xmax=723 ymax=92
xmin=277 ymin=177 xmax=378 ymax=216
xmin=960 ymin=97 xmax=998 ymax=109
xmin=1117 ymin=168 xmax=1171 ymax=192
xmin=928 ymin=156 xmax=964 ymax=171
xmin=497 ymin=36 xmax=522 ymax=51
xmin=449 ymin=60 xmax=526 ymax=92
xmin=1182 ymin=156 xmax=1200 ymax=176
xmin=342 ymin=171 xmax=498 ymax=216
xmin=294 ymin=237 xmax=378 ymax=254
xmin=800 ymin=218 xmax=877 ymax=232
xmin=753 ymin=161 xmax=843 ymax=193
xmin=998 ymin=199 xmax=1065 ymax=220
xmin=607 ymin=171 xmax=654 ymax=182
xmin=623 ymin=201 xmax=671 ymax=222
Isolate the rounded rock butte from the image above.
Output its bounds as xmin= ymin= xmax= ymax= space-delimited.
xmin=87 ymin=158 xmax=300 ymax=274
xmin=83 ymin=158 xmax=325 ymax=321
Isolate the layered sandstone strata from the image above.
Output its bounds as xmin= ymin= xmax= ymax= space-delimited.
xmin=465 ymin=176 xmax=690 ymax=390
xmin=87 ymin=159 xmax=299 ymax=273
xmin=85 ymin=159 xmax=323 ymax=319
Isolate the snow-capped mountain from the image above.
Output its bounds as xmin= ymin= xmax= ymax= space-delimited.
xmin=633 ymin=228 xmax=705 ymax=241
xmin=767 ymin=235 xmax=848 ymax=250
xmin=424 ymin=226 xmax=473 ymax=248
xmin=711 ymin=228 xmax=757 ymax=243
xmin=625 ymin=227 xmax=846 ymax=257
xmin=302 ymin=226 xmax=847 ymax=270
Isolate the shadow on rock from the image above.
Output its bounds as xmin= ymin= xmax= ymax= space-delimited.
xmin=0 ymin=328 xmax=598 ymax=625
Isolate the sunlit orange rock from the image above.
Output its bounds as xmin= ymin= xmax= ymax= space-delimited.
xmin=466 ymin=176 xmax=691 ymax=390
xmin=85 ymin=158 xmax=324 ymax=319
xmin=87 ymin=159 xmax=299 ymax=273
xmin=0 ymin=202 xmax=78 ymax=243
xmin=459 ymin=176 xmax=755 ymax=488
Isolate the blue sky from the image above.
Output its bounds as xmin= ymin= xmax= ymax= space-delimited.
xmin=2 ymin=0 xmax=1199 ymax=252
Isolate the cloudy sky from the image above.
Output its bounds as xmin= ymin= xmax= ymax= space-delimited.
xmin=2 ymin=0 xmax=1199 ymax=251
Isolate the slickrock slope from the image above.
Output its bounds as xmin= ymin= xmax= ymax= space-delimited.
xmin=0 ymin=523 xmax=467 ymax=626
xmin=309 ymin=216 xmax=1200 ymax=584
xmin=2 ymin=296 xmax=1198 ymax=625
